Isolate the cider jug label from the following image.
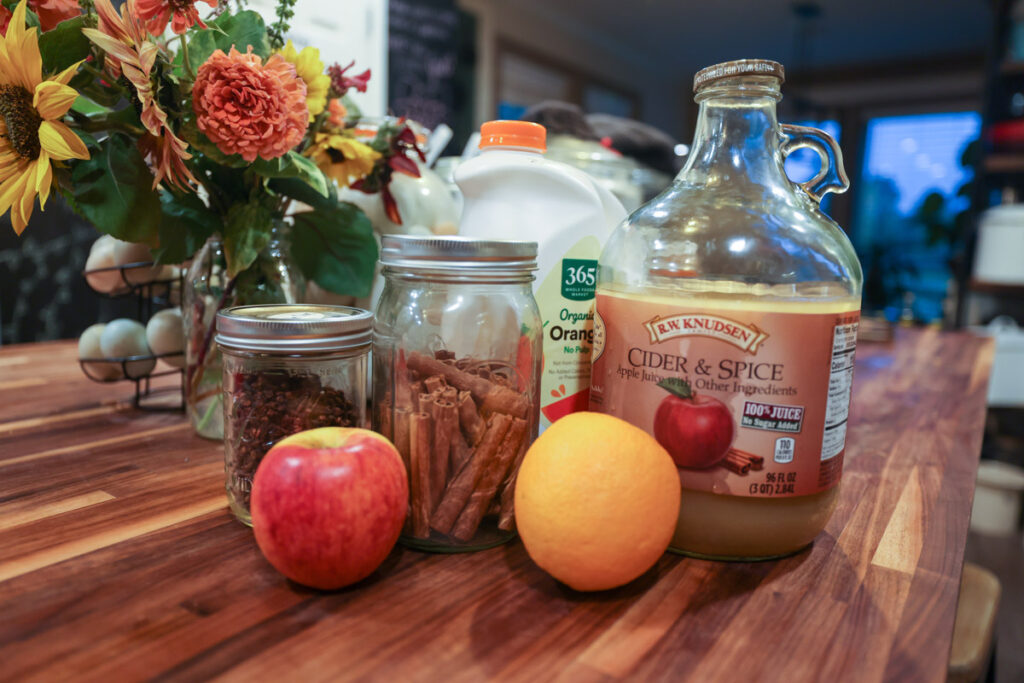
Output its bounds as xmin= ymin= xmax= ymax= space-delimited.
xmin=590 ymin=291 xmax=859 ymax=497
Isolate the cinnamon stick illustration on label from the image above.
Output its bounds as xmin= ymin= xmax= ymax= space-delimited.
xmin=719 ymin=448 xmax=765 ymax=475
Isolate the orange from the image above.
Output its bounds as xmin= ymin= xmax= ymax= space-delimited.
xmin=514 ymin=412 xmax=681 ymax=591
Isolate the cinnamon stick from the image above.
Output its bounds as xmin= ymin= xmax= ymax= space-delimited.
xmin=497 ymin=433 xmax=531 ymax=531
xmin=721 ymin=452 xmax=751 ymax=475
xmin=430 ymin=399 xmax=457 ymax=507
xmin=424 ymin=375 xmax=445 ymax=394
xmin=457 ymin=391 xmax=485 ymax=446
xmin=449 ymin=430 xmax=472 ymax=473
xmin=431 ymin=413 xmax=513 ymax=534
xmin=379 ymin=398 xmax=393 ymax=442
xmin=395 ymin=352 xmax=413 ymax=411
xmin=409 ymin=380 xmax=424 ymax=407
xmin=393 ymin=408 xmax=411 ymax=473
xmin=729 ymin=447 xmax=764 ymax=469
xmin=452 ymin=417 xmax=528 ymax=540
xmin=409 ymin=412 xmax=434 ymax=537
xmin=407 ymin=352 xmax=530 ymax=419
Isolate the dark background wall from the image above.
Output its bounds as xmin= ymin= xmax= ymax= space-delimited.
xmin=0 ymin=200 xmax=136 ymax=346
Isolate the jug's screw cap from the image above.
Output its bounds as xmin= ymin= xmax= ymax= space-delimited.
xmin=479 ymin=120 xmax=547 ymax=152
xmin=693 ymin=59 xmax=785 ymax=92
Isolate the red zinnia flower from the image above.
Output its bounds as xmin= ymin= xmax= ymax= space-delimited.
xmin=327 ymin=61 xmax=371 ymax=96
xmin=0 ymin=0 xmax=79 ymax=35
xmin=32 ymin=0 xmax=79 ymax=30
xmin=131 ymin=0 xmax=217 ymax=36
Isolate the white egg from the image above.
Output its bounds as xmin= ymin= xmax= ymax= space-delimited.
xmin=88 ymin=234 xmax=111 ymax=256
xmin=84 ymin=236 xmax=122 ymax=293
xmin=113 ymin=240 xmax=163 ymax=285
xmin=78 ymin=323 xmax=123 ymax=380
xmin=100 ymin=318 xmax=155 ymax=378
xmin=146 ymin=308 xmax=185 ymax=368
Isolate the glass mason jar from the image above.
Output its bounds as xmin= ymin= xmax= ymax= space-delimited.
xmin=590 ymin=60 xmax=863 ymax=561
xmin=372 ymin=236 xmax=542 ymax=552
xmin=215 ymin=304 xmax=372 ymax=525
xmin=184 ymin=230 xmax=305 ymax=440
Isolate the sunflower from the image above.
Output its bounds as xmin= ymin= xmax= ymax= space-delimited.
xmin=306 ymin=133 xmax=380 ymax=187
xmin=278 ymin=41 xmax=330 ymax=121
xmin=0 ymin=0 xmax=88 ymax=235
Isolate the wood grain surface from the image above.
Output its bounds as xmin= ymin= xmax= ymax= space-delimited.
xmin=0 ymin=329 xmax=993 ymax=682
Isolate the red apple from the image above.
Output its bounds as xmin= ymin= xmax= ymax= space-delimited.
xmin=653 ymin=378 xmax=734 ymax=469
xmin=251 ymin=427 xmax=408 ymax=590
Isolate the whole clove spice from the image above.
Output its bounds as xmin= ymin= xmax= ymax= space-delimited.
xmin=225 ymin=371 xmax=358 ymax=510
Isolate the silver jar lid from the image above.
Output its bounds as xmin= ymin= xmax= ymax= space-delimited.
xmin=693 ymin=59 xmax=785 ymax=91
xmin=215 ymin=304 xmax=372 ymax=354
xmin=380 ymin=235 xmax=538 ymax=271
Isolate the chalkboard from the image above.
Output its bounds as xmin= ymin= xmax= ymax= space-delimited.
xmin=388 ymin=0 xmax=474 ymax=140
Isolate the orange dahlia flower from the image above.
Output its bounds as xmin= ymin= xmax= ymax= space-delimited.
xmin=131 ymin=0 xmax=217 ymax=36
xmin=192 ymin=47 xmax=308 ymax=163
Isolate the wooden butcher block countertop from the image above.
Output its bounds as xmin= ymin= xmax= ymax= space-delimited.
xmin=0 ymin=329 xmax=993 ymax=682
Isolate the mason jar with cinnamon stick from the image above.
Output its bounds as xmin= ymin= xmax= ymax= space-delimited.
xmin=373 ymin=236 xmax=542 ymax=551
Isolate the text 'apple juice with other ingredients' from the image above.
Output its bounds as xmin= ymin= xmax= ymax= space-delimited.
xmin=589 ymin=59 xmax=863 ymax=561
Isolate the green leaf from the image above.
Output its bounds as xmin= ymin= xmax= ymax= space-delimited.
xmin=39 ymin=16 xmax=90 ymax=72
xmin=223 ymin=201 xmax=274 ymax=277
xmin=657 ymin=377 xmax=693 ymax=400
xmin=269 ymin=175 xmax=338 ymax=211
xmin=341 ymin=93 xmax=362 ymax=123
xmin=187 ymin=10 xmax=270 ymax=67
xmin=291 ymin=203 xmax=376 ymax=296
xmin=71 ymin=96 xmax=110 ymax=116
xmin=70 ymin=133 xmax=162 ymax=245
xmin=154 ymin=191 xmax=219 ymax=264
xmin=252 ymin=151 xmax=329 ymax=197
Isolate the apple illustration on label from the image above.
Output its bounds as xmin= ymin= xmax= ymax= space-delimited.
xmin=251 ymin=427 xmax=409 ymax=590
xmin=653 ymin=378 xmax=734 ymax=469
xmin=542 ymin=384 xmax=590 ymax=424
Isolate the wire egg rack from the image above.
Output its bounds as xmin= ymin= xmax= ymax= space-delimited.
xmin=79 ymin=262 xmax=186 ymax=411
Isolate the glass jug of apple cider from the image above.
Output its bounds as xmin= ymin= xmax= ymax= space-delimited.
xmin=590 ymin=59 xmax=862 ymax=561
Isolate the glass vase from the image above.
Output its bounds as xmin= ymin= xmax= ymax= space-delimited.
xmin=183 ymin=231 xmax=305 ymax=439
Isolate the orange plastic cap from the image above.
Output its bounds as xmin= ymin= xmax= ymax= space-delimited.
xmin=479 ymin=120 xmax=546 ymax=151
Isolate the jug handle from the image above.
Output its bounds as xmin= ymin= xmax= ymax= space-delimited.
xmin=780 ymin=123 xmax=850 ymax=203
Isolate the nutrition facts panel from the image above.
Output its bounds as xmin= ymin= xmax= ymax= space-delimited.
xmin=821 ymin=321 xmax=858 ymax=460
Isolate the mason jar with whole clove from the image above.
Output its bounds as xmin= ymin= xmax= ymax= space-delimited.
xmin=372 ymin=236 xmax=542 ymax=551
xmin=215 ymin=304 xmax=372 ymax=525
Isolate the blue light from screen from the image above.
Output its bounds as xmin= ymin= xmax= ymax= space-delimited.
xmin=862 ymin=111 xmax=981 ymax=215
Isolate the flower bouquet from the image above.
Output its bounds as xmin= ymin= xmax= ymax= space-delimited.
xmin=0 ymin=0 xmax=426 ymax=436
